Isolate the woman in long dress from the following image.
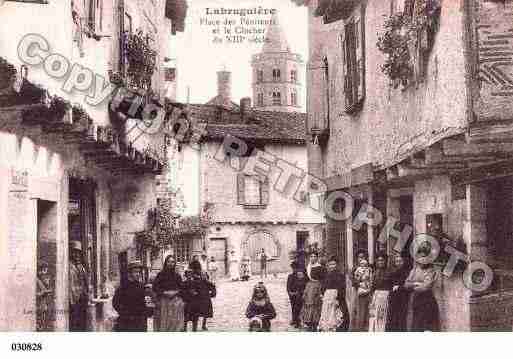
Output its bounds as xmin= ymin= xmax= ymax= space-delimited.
xmin=368 ymin=254 xmax=389 ymax=332
xmin=152 ymin=255 xmax=185 ymax=331
xmin=404 ymin=247 xmax=440 ymax=331
xmin=318 ymin=256 xmax=349 ymax=332
xmin=386 ymin=254 xmax=411 ymax=331
xmin=301 ymin=252 xmax=325 ymax=331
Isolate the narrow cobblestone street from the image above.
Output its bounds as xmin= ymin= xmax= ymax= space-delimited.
xmin=206 ymin=274 xmax=298 ymax=332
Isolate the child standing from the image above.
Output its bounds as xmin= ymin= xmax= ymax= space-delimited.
xmin=352 ymin=258 xmax=373 ymax=331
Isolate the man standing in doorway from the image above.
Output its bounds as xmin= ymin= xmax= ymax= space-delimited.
xmin=69 ymin=240 xmax=88 ymax=331
xmin=259 ymin=248 xmax=268 ymax=279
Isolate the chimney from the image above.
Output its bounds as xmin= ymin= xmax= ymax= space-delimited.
xmin=217 ymin=70 xmax=231 ymax=101
xmin=240 ymin=97 xmax=251 ymax=120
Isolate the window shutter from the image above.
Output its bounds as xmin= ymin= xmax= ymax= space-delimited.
xmin=261 ymin=178 xmax=270 ymax=205
xmin=237 ymin=174 xmax=245 ymax=205
xmin=344 ymin=21 xmax=355 ymax=107
xmin=354 ymin=9 xmax=365 ymax=104
xmin=340 ymin=34 xmax=348 ymax=108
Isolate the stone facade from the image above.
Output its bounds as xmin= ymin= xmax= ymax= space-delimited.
xmin=299 ymin=0 xmax=513 ymax=330
xmin=251 ymin=14 xmax=304 ymax=112
xmin=0 ymin=0 xmax=187 ymax=331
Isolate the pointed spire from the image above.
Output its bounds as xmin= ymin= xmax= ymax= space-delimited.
xmin=261 ymin=13 xmax=291 ymax=53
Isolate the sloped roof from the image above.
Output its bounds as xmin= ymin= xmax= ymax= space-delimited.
xmin=261 ymin=13 xmax=291 ymax=53
xmin=186 ymin=104 xmax=307 ymax=144
xmin=205 ymin=95 xmax=240 ymax=110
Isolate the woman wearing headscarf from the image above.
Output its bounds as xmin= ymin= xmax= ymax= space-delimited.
xmin=404 ymin=244 xmax=440 ymax=331
xmin=246 ymin=282 xmax=276 ymax=332
xmin=386 ymin=253 xmax=411 ymax=331
xmin=318 ymin=256 xmax=350 ymax=332
xmin=152 ymin=255 xmax=185 ymax=331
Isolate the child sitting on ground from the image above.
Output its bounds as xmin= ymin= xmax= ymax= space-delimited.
xmin=245 ymin=282 xmax=276 ymax=332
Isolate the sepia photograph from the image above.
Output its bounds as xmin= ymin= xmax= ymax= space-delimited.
xmin=0 ymin=0 xmax=513 ymax=356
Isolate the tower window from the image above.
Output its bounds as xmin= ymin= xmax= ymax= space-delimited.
xmin=291 ymin=92 xmax=297 ymax=106
xmin=257 ymin=93 xmax=264 ymax=107
xmin=272 ymin=92 xmax=281 ymax=105
xmin=291 ymin=70 xmax=297 ymax=83
xmin=272 ymin=69 xmax=281 ymax=81
xmin=257 ymin=70 xmax=264 ymax=83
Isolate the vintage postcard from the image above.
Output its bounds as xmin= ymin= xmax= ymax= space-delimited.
xmin=1 ymin=1 xmax=513 ymax=352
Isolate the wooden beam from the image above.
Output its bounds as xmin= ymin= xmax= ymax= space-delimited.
xmin=443 ymin=138 xmax=513 ymax=158
xmin=468 ymin=121 xmax=513 ymax=144
xmin=451 ymin=159 xmax=513 ymax=186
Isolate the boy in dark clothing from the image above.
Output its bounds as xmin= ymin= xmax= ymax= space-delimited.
xmin=287 ymin=261 xmax=308 ymax=328
xmin=113 ymin=261 xmax=151 ymax=331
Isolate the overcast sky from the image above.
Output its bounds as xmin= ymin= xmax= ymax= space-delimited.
xmin=172 ymin=0 xmax=308 ymax=110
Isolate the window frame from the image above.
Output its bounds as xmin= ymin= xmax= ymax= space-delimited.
xmin=237 ymin=173 xmax=270 ymax=208
xmin=291 ymin=69 xmax=297 ymax=83
xmin=272 ymin=91 xmax=281 ymax=106
xmin=291 ymin=91 xmax=297 ymax=106
xmin=257 ymin=70 xmax=264 ymax=83
xmin=257 ymin=93 xmax=264 ymax=107
xmin=272 ymin=69 xmax=281 ymax=82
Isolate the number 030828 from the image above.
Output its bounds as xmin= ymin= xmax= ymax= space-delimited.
xmin=11 ymin=343 xmax=43 ymax=351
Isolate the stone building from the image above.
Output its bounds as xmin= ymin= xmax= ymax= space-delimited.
xmin=0 ymin=0 xmax=187 ymax=331
xmin=252 ymin=13 xmax=304 ymax=112
xmin=166 ymin=66 xmax=325 ymax=276
xmin=294 ymin=0 xmax=513 ymax=330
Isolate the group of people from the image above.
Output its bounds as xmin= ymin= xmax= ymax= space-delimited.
xmin=113 ymin=254 xmax=216 ymax=332
xmin=279 ymin=247 xmax=440 ymax=332
xmin=287 ymin=253 xmax=350 ymax=332
xmin=351 ymin=248 xmax=440 ymax=332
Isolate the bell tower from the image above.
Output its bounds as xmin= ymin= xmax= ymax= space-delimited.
xmin=251 ymin=13 xmax=303 ymax=112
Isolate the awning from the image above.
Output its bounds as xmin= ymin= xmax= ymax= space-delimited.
xmin=0 ymin=57 xmax=164 ymax=176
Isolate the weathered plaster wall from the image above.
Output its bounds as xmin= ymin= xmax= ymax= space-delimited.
xmin=307 ymin=0 xmax=468 ymax=177
xmin=414 ymin=175 xmax=470 ymax=331
xmin=201 ymin=141 xmax=324 ymax=224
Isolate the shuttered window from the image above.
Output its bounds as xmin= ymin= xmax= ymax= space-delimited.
xmin=237 ymin=174 xmax=270 ymax=207
xmin=245 ymin=176 xmax=261 ymax=205
xmin=342 ymin=8 xmax=365 ymax=113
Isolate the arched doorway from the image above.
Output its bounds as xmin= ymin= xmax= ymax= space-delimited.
xmin=242 ymin=230 xmax=279 ymax=273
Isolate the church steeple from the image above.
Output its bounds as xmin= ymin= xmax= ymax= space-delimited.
xmin=251 ymin=12 xmax=303 ymax=113
xmin=262 ymin=13 xmax=291 ymax=53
